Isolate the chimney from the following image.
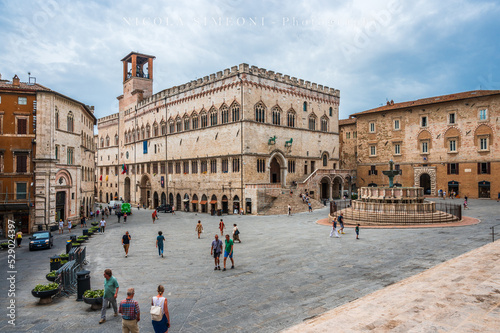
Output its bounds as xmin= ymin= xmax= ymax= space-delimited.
xmin=12 ymin=75 xmax=20 ymax=86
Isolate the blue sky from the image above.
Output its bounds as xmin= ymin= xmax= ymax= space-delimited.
xmin=0 ymin=0 xmax=499 ymax=122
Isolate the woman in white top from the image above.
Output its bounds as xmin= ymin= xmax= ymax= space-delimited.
xmin=58 ymin=219 xmax=64 ymax=234
xmin=152 ymin=285 xmax=170 ymax=332
xmin=67 ymin=220 xmax=72 ymax=233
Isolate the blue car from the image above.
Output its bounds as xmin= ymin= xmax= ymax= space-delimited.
xmin=29 ymin=231 xmax=54 ymax=251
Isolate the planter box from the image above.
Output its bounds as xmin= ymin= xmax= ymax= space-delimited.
xmin=32 ymin=287 xmax=60 ymax=304
xmin=83 ymin=296 xmax=104 ymax=310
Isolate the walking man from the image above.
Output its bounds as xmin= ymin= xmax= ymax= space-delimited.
xmin=100 ymin=269 xmax=119 ymax=324
xmin=219 ymin=219 xmax=225 ymax=236
xmin=156 ymin=231 xmax=165 ymax=258
xmin=338 ymin=212 xmax=345 ymax=234
xmin=119 ymin=288 xmax=140 ymax=333
xmin=100 ymin=217 xmax=106 ymax=233
xmin=232 ymin=224 xmax=241 ymax=243
xmin=288 ymin=204 xmax=291 ymax=216
xmin=308 ymin=202 xmax=312 ymax=212
xmin=122 ymin=231 xmax=131 ymax=258
xmin=223 ymin=234 xmax=234 ymax=271
xmin=211 ymin=234 xmax=223 ymax=270
xmin=196 ymin=220 xmax=203 ymax=239
xmin=355 ymin=224 xmax=360 ymax=239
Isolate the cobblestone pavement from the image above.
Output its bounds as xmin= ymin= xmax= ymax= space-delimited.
xmin=0 ymin=199 xmax=498 ymax=332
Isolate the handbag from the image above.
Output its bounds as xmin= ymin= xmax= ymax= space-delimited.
xmin=150 ymin=297 xmax=163 ymax=321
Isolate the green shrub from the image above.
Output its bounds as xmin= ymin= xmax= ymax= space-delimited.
xmin=34 ymin=282 xmax=59 ymax=292
xmin=83 ymin=289 xmax=104 ymax=298
xmin=47 ymin=270 xmax=57 ymax=277
xmin=59 ymin=253 xmax=69 ymax=259
xmin=61 ymin=260 xmax=68 ymax=265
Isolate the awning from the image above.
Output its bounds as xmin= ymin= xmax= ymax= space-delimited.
xmin=0 ymin=203 xmax=29 ymax=212
xmin=182 ymin=199 xmax=189 ymax=202
xmin=191 ymin=200 xmax=198 ymax=204
xmin=199 ymin=200 xmax=207 ymax=205
xmin=222 ymin=198 xmax=228 ymax=202
xmin=210 ymin=200 xmax=217 ymax=204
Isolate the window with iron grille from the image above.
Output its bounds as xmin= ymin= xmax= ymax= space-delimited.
xmin=210 ymin=159 xmax=217 ymax=173
xmin=201 ymin=160 xmax=207 ymax=173
xmin=222 ymin=159 xmax=228 ymax=173
xmin=183 ymin=161 xmax=189 ymax=174
xmin=257 ymin=159 xmax=265 ymax=173
xmin=192 ymin=161 xmax=198 ymax=174
xmin=175 ymin=162 xmax=181 ymax=174
xmin=232 ymin=158 xmax=240 ymax=172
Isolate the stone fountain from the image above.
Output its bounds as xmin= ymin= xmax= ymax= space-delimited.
xmin=331 ymin=160 xmax=460 ymax=225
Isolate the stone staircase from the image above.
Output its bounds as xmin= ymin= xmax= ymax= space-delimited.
xmin=259 ymin=191 xmax=325 ymax=215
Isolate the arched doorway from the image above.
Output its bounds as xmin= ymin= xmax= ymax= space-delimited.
xmin=420 ymin=174 xmax=431 ymax=195
xmin=192 ymin=194 xmax=199 ymax=212
xmin=201 ymin=194 xmax=208 ymax=213
xmin=320 ymin=177 xmax=331 ymax=200
xmin=233 ymin=195 xmax=240 ymax=214
xmin=161 ymin=192 xmax=166 ymax=206
xmin=153 ymin=192 xmax=159 ymax=209
xmin=124 ymin=178 xmax=131 ymax=203
xmin=210 ymin=195 xmax=217 ymax=215
xmin=270 ymin=157 xmax=281 ymax=184
xmin=332 ymin=177 xmax=343 ymax=199
xmin=140 ymin=175 xmax=151 ymax=208
xmin=56 ymin=191 xmax=66 ymax=222
xmin=222 ymin=195 xmax=228 ymax=214
xmin=478 ymin=181 xmax=490 ymax=198
xmin=176 ymin=193 xmax=182 ymax=211
xmin=168 ymin=193 xmax=174 ymax=207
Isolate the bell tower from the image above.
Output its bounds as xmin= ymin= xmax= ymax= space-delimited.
xmin=118 ymin=52 xmax=156 ymax=112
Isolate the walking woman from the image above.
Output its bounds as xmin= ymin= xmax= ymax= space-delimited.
xmin=152 ymin=285 xmax=170 ymax=332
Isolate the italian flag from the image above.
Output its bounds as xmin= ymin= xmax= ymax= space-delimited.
xmin=121 ymin=164 xmax=127 ymax=174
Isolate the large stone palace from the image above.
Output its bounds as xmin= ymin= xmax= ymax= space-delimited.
xmin=340 ymin=90 xmax=500 ymax=199
xmin=96 ymin=52 xmax=348 ymax=214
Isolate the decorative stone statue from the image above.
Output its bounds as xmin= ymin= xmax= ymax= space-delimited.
xmin=382 ymin=160 xmax=401 ymax=188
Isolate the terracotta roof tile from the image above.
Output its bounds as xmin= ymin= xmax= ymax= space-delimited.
xmin=339 ymin=118 xmax=356 ymax=126
xmin=352 ymin=90 xmax=500 ymax=116
xmin=0 ymin=80 xmax=52 ymax=92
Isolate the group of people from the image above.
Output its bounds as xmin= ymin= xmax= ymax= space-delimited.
xmin=99 ymin=269 xmax=170 ymax=333
xmin=330 ymin=212 xmax=360 ymax=240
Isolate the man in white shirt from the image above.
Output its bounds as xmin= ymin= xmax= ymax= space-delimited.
xmin=100 ymin=218 xmax=106 ymax=233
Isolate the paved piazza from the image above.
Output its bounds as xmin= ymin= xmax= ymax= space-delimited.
xmin=0 ymin=199 xmax=498 ymax=332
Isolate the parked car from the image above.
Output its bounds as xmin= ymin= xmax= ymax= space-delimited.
xmin=29 ymin=231 xmax=54 ymax=251
xmin=108 ymin=200 xmax=123 ymax=210
xmin=156 ymin=204 xmax=173 ymax=213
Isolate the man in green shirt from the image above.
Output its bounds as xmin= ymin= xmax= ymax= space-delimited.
xmin=223 ymin=234 xmax=234 ymax=271
xmin=100 ymin=268 xmax=119 ymax=324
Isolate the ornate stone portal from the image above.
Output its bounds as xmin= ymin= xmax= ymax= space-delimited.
xmin=331 ymin=161 xmax=460 ymax=225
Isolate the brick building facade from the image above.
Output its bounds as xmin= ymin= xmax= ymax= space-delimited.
xmin=96 ymin=52 xmax=341 ymax=214
xmin=340 ymin=90 xmax=500 ymax=199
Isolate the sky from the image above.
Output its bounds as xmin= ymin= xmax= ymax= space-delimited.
xmin=0 ymin=0 xmax=499 ymax=123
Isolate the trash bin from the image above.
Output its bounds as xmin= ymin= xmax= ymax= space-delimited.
xmin=217 ymin=209 xmax=222 ymax=216
xmin=83 ymin=229 xmax=89 ymax=236
xmin=76 ymin=270 xmax=91 ymax=301
xmin=50 ymin=255 xmax=61 ymax=271
xmin=66 ymin=240 xmax=72 ymax=254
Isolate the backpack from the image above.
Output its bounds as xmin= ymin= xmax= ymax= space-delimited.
xmin=234 ymin=229 xmax=240 ymax=236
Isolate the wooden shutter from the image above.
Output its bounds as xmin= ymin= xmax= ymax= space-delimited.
xmin=18 ymin=118 xmax=27 ymax=134
xmin=17 ymin=155 xmax=27 ymax=173
xmin=447 ymin=163 xmax=451 ymax=175
xmin=456 ymin=163 xmax=459 ymax=175
xmin=487 ymin=162 xmax=491 ymax=174
xmin=477 ymin=163 xmax=480 ymax=174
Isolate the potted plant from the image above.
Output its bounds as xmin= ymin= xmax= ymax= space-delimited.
xmin=59 ymin=253 xmax=69 ymax=260
xmin=32 ymin=282 xmax=60 ymax=304
xmin=91 ymin=221 xmax=99 ymax=226
xmin=1 ymin=242 xmax=8 ymax=249
xmin=83 ymin=289 xmax=104 ymax=310
xmin=46 ymin=270 xmax=58 ymax=282
xmin=60 ymin=259 xmax=68 ymax=265
xmin=76 ymin=237 xmax=86 ymax=243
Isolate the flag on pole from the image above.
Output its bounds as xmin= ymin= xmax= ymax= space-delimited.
xmin=121 ymin=164 xmax=127 ymax=174
xmin=99 ymin=175 xmax=102 ymax=181
xmin=105 ymin=175 xmax=108 ymax=181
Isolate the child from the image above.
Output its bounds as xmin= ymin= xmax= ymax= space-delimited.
xmin=355 ymin=224 xmax=360 ymax=240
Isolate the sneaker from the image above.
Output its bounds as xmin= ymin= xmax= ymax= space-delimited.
xmin=223 ymin=268 xmax=226 ymax=271
xmin=214 ymin=267 xmax=218 ymax=270
xmin=99 ymin=319 xmax=106 ymax=324
xmin=162 ymin=254 xmax=164 ymax=258
xmin=231 ymin=265 xmax=234 ymax=269
xmin=218 ymin=267 xmax=221 ymax=270
xmin=125 ymin=255 xmax=127 ymax=258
